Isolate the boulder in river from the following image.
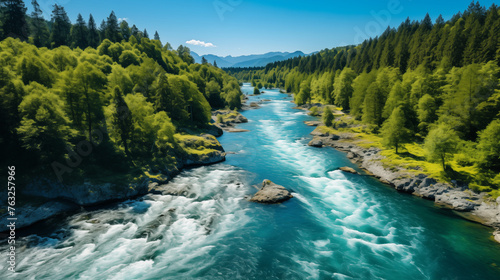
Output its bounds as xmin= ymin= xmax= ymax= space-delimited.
xmin=308 ymin=139 xmax=323 ymax=147
xmin=339 ymin=167 xmax=358 ymax=174
xmin=249 ymin=180 xmax=293 ymax=204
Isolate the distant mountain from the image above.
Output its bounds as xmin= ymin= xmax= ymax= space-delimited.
xmin=191 ymin=51 xmax=306 ymax=68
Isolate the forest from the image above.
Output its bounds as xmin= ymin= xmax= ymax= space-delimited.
xmin=227 ymin=2 xmax=500 ymax=194
xmin=0 ymin=0 xmax=242 ymax=184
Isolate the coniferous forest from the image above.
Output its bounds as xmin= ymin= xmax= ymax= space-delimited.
xmin=0 ymin=0 xmax=242 ymax=184
xmin=227 ymin=2 xmax=500 ymax=194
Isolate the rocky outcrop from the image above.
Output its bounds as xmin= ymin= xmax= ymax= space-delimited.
xmin=179 ymin=134 xmax=226 ymax=166
xmin=249 ymin=180 xmax=293 ymax=204
xmin=212 ymin=110 xmax=249 ymax=132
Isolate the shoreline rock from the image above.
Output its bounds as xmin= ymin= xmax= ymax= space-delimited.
xmin=338 ymin=167 xmax=358 ymax=175
xmin=249 ymin=180 xmax=293 ymax=204
xmin=212 ymin=109 xmax=249 ymax=132
xmin=315 ymin=131 xmax=500 ymax=240
xmin=1 ymin=134 xmax=227 ymax=232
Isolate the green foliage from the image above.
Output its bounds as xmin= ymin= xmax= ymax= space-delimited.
xmin=322 ymin=106 xmax=334 ymax=127
xmin=0 ymin=36 xmax=237 ymax=181
xmin=381 ymin=106 xmax=410 ymax=153
xmin=424 ymin=123 xmax=460 ymax=170
xmin=226 ymin=3 xmax=500 ymax=186
xmin=16 ymin=83 xmax=76 ymax=161
xmin=476 ymin=119 xmax=500 ymax=172
xmin=308 ymin=106 xmax=319 ymax=116
xmin=1 ymin=0 xmax=28 ymax=41
xmin=295 ymin=80 xmax=311 ymax=105
xmin=417 ymin=94 xmax=437 ymax=135
xmin=333 ymin=68 xmax=356 ymax=110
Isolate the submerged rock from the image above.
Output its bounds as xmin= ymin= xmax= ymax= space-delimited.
xmin=249 ymin=180 xmax=293 ymax=204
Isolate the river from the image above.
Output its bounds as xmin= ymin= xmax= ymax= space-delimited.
xmin=2 ymin=83 xmax=500 ymax=279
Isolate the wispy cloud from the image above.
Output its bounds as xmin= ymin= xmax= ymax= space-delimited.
xmin=118 ymin=18 xmax=129 ymax=22
xmin=186 ymin=39 xmax=216 ymax=47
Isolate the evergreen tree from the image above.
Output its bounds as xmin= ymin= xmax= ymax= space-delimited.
xmin=111 ymin=86 xmax=133 ymax=156
xmin=105 ymin=11 xmax=120 ymax=42
xmin=333 ymin=67 xmax=356 ymax=111
xmin=120 ymin=20 xmax=131 ymax=41
xmin=381 ymin=106 xmax=410 ymax=153
xmin=0 ymin=0 xmax=28 ymax=40
xmin=30 ymin=0 xmax=49 ymax=47
xmin=322 ymin=106 xmax=334 ymax=127
xmin=143 ymin=29 xmax=149 ymax=39
xmin=362 ymin=82 xmax=383 ymax=125
xmin=87 ymin=14 xmax=99 ymax=48
xmin=201 ymin=56 xmax=208 ymax=64
xmin=153 ymin=31 xmax=160 ymax=41
xmin=99 ymin=20 xmax=106 ymax=42
xmin=417 ymin=94 xmax=437 ymax=134
xmin=50 ymin=4 xmax=71 ymax=47
xmin=476 ymin=119 xmax=500 ymax=172
xmin=214 ymin=60 xmax=218 ymax=68
xmin=130 ymin=24 xmax=139 ymax=38
xmin=71 ymin=13 xmax=88 ymax=48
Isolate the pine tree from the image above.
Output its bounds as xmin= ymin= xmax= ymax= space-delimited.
xmin=153 ymin=31 xmax=160 ymax=41
xmin=30 ymin=0 xmax=49 ymax=47
xmin=120 ymin=20 xmax=130 ymax=41
xmin=50 ymin=4 xmax=71 ymax=47
xmin=476 ymin=119 xmax=500 ymax=171
xmin=214 ymin=60 xmax=218 ymax=68
xmin=71 ymin=13 xmax=88 ymax=48
xmin=143 ymin=29 xmax=149 ymax=39
xmin=333 ymin=68 xmax=356 ymax=111
xmin=322 ymin=106 xmax=334 ymax=127
xmin=105 ymin=11 xmax=120 ymax=42
xmin=1 ymin=0 xmax=28 ymax=40
xmin=112 ymin=86 xmax=133 ymax=156
xmin=87 ymin=14 xmax=99 ymax=48
xmin=130 ymin=24 xmax=139 ymax=38
xmin=99 ymin=20 xmax=106 ymax=42
xmin=381 ymin=106 xmax=410 ymax=153
xmin=201 ymin=56 xmax=208 ymax=64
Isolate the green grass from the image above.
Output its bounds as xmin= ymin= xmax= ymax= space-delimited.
xmin=174 ymin=133 xmax=220 ymax=156
xmin=316 ymin=124 xmax=498 ymax=198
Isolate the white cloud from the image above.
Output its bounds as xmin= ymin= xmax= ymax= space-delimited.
xmin=186 ymin=39 xmax=216 ymax=47
xmin=118 ymin=18 xmax=129 ymax=22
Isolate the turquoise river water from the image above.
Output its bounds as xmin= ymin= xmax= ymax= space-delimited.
xmin=2 ymin=83 xmax=500 ymax=279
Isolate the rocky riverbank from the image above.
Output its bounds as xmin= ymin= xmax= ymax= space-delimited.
xmin=308 ymin=125 xmax=500 ymax=242
xmin=212 ymin=109 xmax=249 ymax=132
xmin=0 ymin=130 xmax=226 ymax=231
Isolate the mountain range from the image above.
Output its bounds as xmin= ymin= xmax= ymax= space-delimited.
xmin=191 ymin=51 xmax=307 ymax=68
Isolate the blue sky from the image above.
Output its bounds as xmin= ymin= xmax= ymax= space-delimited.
xmin=29 ymin=0 xmax=497 ymax=56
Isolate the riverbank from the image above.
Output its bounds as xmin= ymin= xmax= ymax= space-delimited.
xmin=302 ymin=111 xmax=500 ymax=242
xmin=0 ymin=103 xmax=263 ymax=231
xmin=0 ymin=129 xmax=227 ymax=231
